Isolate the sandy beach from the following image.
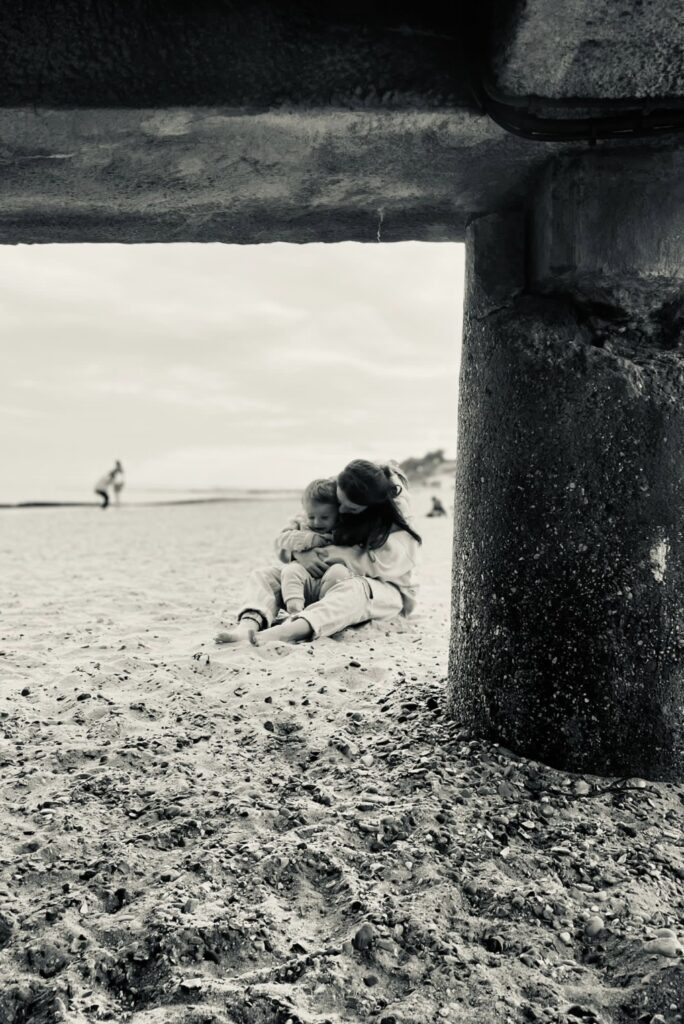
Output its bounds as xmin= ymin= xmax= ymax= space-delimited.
xmin=1 ymin=496 xmax=682 ymax=1024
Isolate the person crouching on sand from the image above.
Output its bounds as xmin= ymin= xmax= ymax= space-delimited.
xmin=215 ymin=459 xmax=421 ymax=645
xmin=94 ymin=467 xmax=115 ymax=509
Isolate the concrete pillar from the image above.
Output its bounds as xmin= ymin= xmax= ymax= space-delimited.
xmin=449 ymin=149 xmax=684 ymax=780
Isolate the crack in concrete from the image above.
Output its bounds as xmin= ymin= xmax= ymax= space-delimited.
xmin=471 ymin=299 xmax=518 ymax=321
xmin=18 ymin=153 xmax=76 ymax=161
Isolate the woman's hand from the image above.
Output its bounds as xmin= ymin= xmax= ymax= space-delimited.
xmin=292 ymin=549 xmax=330 ymax=578
xmin=318 ymin=545 xmax=350 ymax=566
xmin=310 ymin=533 xmax=332 ymax=548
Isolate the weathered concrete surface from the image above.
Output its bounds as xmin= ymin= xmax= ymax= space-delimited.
xmin=0 ymin=2 xmax=682 ymax=243
xmin=0 ymin=108 xmax=564 ymax=244
xmin=0 ymin=3 xmax=472 ymax=109
xmin=449 ymin=166 xmax=684 ymax=779
xmin=531 ymin=150 xmax=684 ymax=285
xmin=492 ymin=0 xmax=684 ymax=100
xmin=3 ymin=1 xmax=682 ymax=110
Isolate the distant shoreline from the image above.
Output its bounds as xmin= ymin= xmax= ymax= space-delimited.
xmin=0 ymin=494 xmax=299 ymax=511
xmin=0 ymin=475 xmax=453 ymax=511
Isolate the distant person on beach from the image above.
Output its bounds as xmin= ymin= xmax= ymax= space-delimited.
xmin=276 ymin=477 xmax=340 ymax=616
xmin=111 ymin=461 xmax=125 ymax=506
xmin=93 ymin=461 xmax=122 ymax=509
xmin=215 ymin=459 xmax=421 ymax=645
xmin=427 ymin=495 xmax=447 ymax=517
xmin=94 ymin=469 xmax=113 ymax=509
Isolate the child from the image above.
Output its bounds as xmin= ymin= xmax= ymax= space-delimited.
xmin=215 ymin=476 xmax=348 ymax=644
xmin=276 ymin=477 xmax=340 ymax=615
xmin=427 ymin=494 xmax=447 ymax=516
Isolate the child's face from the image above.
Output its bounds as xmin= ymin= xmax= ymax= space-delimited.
xmin=305 ymin=500 xmax=338 ymax=532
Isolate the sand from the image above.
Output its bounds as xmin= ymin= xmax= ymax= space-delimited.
xmin=0 ymin=496 xmax=682 ymax=1024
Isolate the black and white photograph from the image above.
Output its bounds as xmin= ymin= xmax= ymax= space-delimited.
xmin=1 ymin=4 xmax=683 ymax=1023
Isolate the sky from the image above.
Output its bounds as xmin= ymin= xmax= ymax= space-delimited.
xmin=0 ymin=242 xmax=464 ymax=502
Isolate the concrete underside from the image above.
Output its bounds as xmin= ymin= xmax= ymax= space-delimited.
xmin=491 ymin=0 xmax=684 ymax=100
xmin=0 ymin=1 xmax=682 ymax=244
xmin=0 ymin=108 xmax=564 ymax=244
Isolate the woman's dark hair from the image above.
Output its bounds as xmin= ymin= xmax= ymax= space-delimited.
xmin=334 ymin=459 xmax=422 ymax=550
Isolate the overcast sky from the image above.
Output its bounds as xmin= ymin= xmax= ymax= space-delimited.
xmin=1 ymin=242 xmax=464 ymax=501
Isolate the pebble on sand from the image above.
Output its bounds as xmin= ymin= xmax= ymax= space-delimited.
xmin=353 ymin=923 xmax=376 ymax=951
xmin=584 ymin=916 xmax=605 ymax=938
xmin=643 ymin=936 xmax=682 ymax=957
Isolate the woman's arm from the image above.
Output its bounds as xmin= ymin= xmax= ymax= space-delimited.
xmin=322 ymin=531 xmax=418 ymax=579
xmin=291 ymin=549 xmax=330 ymax=578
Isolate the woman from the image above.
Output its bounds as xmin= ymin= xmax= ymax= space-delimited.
xmin=218 ymin=459 xmax=421 ymax=645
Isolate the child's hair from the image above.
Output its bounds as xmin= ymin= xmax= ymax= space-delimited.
xmin=334 ymin=459 xmax=422 ymax=550
xmin=302 ymin=476 xmax=338 ymax=507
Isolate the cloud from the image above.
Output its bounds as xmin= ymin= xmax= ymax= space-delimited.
xmin=268 ymin=346 xmax=457 ymax=380
xmin=131 ymin=442 xmax=371 ymax=491
xmin=87 ymin=380 xmax=279 ymax=414
xmin=0 ymin=404 xmax=38 ymax=419
xmin=16 ymin=364 xmax=283 ymax=415
xmin=1 ymin=242 xmax=464 ymax=500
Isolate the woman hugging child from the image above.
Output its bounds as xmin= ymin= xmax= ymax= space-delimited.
xmin=215 ymin=458 xmax=421 ymax=646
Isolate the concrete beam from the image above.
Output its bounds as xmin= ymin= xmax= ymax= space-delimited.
xmin=1 ymin=4 xmax=682 ymax=244
xmin=0 ymin=108 xmax=561 ymax=245
xmin=531 ymin=149 xmax=684 ymax=286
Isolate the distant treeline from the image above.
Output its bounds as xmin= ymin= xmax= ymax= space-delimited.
xmin=399 ymin=449 xmax=455 ymax=482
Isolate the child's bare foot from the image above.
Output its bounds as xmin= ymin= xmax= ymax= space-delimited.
xmin=215 ymin=620 xmax=259 ymax=645
xmin=257 ymin=618 xmax=313 ymax=644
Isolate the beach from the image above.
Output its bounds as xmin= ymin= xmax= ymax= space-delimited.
xmin=1 ymin=497 xmax=682 ymax=1024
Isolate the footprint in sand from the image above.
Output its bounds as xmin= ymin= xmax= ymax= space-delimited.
xmin=252 ymin=643 xmax=295 ymax=661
